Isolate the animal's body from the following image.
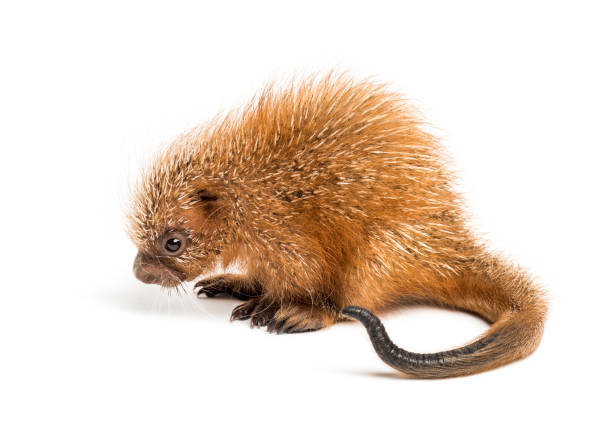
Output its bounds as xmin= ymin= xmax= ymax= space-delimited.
xmin=129 ymin=73 xmax=547 ymax=378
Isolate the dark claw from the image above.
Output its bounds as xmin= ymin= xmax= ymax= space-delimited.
xmin=250 ymin=305 xmax=275 ymax=328
xmin=251 ymin=314 xmax=266 ymax=327
xmin=266 ymin=317 xmax=286 ymax=333
xmin=198 ymin=290 xmax=222 ymax=298
xmin=230 ymin=300 xmax=257 ymax=321
xmin=231 ymin=308 xmax=251 ymax=321
xmin=194 ymin=278 xmax=227 ymax=297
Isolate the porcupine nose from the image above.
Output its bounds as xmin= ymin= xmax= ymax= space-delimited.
xmin=133 ymin=252 xmax=158 ymax=284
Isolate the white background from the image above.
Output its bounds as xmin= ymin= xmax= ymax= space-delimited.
xmin=1 ymin=1 xmax=610 ymax=429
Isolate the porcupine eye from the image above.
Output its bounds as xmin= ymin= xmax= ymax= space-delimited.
xmin=159 ymin=231 xmax=187 ymax=256
xmin=165 ymin=238 xmax=181 ymax=252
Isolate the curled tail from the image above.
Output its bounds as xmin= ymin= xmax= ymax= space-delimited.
xmin=342 ymin=261 xmax=547 ymax=378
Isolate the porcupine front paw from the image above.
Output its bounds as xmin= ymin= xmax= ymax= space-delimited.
xmin=194 ymin=275 xmax=259 ymax=301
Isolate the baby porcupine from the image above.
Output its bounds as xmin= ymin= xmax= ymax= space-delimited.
xmin=128 ymin=72 xmax=547 ymax=378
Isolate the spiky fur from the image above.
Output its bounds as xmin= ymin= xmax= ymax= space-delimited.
xmin=129 ymin=72 xmax=547 ymax=377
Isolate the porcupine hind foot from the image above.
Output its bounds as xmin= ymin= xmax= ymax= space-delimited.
xmin=231 ymin=299 xmax=336 ymax=334
xmin=230 ymin=297 xmax=277 ymax=327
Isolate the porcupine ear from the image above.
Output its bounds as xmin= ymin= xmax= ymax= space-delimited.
xmin=197 ymin=189 xmax=218 ymax=202
xmin=195 ymin=187 xmax=225 ymax=216
xmin=192 ymin=189 xmax=222 ymax=221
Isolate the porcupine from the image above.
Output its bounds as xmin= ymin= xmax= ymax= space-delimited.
xmin=128 ymin=72 xmax=547 ymax=378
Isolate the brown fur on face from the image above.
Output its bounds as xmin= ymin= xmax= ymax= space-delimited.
xmin=128 ymin=72 xmax=547 ymax=378
xmin=129 ymin=173 xmax=226 ymax=286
